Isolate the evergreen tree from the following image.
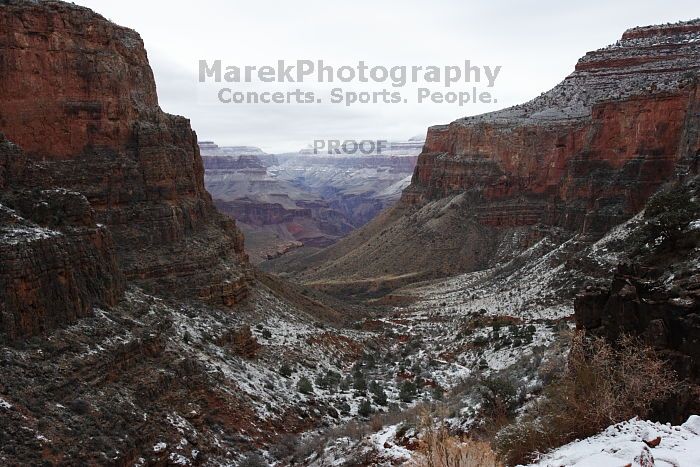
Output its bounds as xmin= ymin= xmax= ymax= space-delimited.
xmin=432 ymin=385 xmax=444 ymax=401
xmin=353 ymin=371 xmax=367 ymax=392
xmin=297 ymin=376 xmax=313 ymax=395
xmin=358 ymin=399 xmax=373 ymax=417
xmin=399 ymin=380 xmax=417 ymax=403
xmin=370 ymin=381 xmax=388 ymax=406
xmin=279 ymin=363 xmax=293 ymax=378
xmin=324 ymin=370 xmax=341 ymax=390
xmin=315 ymin=372 xmax=328 ymax=390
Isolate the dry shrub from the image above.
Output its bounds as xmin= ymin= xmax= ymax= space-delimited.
xmin=410 ymin=415 xmax=502 ymax=467
xmin=495 ymin=332 xmax=677 ymax=465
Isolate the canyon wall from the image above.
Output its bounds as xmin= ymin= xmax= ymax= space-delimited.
xmin=295 ymin=20 xmax=700 ymax=289
xmin=573 ymin=177 xmax=700 ymax=420
xmin=405 ymin=21 xmax=700 ymax=233
xmin=0 ymin=136 xmax=124 ymax=340
xmin=0 ymin=0 xmax=249 ymax=338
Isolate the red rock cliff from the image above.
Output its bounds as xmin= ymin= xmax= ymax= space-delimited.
xmin=0 ymin=0 xmax=157 ymax=158
xmin=404 ymin=20 xmax=700 ymax=234
xmin=0 ymin=0 xmax=250 ymax=338
xmin=296 ymin=20 xmax=700 ymax=287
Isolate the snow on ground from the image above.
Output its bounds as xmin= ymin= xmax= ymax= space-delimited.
xmin=153 ymin=442 xmax=167 ymax=453
xmin=308 ymin=423 xmax=415 ymax=467
xmin=368 ymin=232 xmax=580 ymax=396
xmin=397 ymin=237 xmax=577 ymax=322
xmin=586 ymin=211 xmax=643 ymax=268
xmin=525 ymin=416 xmax=700 ymax=467
xmin=369 ymin=424 xmax=412 ymax=462
xmin=163 ymin=285 xmax=379 ymax=423
xmin=0 ymin=224 xmax=62 ymax=245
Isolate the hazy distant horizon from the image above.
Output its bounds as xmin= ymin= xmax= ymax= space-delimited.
xmin=71 ymin=1 xmax=699 ymax=153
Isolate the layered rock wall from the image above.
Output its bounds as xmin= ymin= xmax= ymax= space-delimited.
xmin=0 ymin=137 xmax=124 ymax=340
xmin=294 ymin=19 xmax=700 ymax=288
xmin=404 ymin=21 xmax=700 ymax=235
xmin=0 ymin=0 xmax=250 ymax=337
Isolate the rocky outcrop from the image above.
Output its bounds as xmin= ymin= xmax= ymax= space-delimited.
xmin=293 ymin=20 xmax=700 ymax=291
xmin=574 ymin=177 xmax=700 ymax=420
xmin=0 ymin=3 xmax=375 ymax=465
xmin=409 ymin=91 xmax=697 ymax=233
xmin=575 ymin=263 xmax=700 ymax=382
xmin=0 ymin=1 xmax=156 ymax=159
xmin=0 ymin=0 xmax=250 ymax=337
xmin=263 ymin=240 xmax=304 ymax=260
xmin=0 ymin=137 xmax=124 ymax=340
xmin=202 ymin=155 xmax=270 ymax=171
xmin=405 ymin=20 xmax=700 ymax=232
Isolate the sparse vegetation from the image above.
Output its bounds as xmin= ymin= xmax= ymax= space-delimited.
xmin=630 ymin=180 xmax=700 ymax=254
xmin=494 ymin=332 xmax=677 ymax=465
xmin=370 ymin=381 xmax=388 ymax=406
xmin=410 ymin=415 xmax=502 ymax=467
xmin=400 ymin=380 xmax=418 ymax=403
xmin=297 ymin=376 xmax=313 ymax=395
xmin=358 ymin=399 xmax=373 ymax=417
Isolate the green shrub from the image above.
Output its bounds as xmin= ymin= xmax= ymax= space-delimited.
xmin=353 ymin=371 xmax=367 ymax=392
xmin=358 ymin=399 xmax=373 ymax=417
xmin=297 ymin=376 xmax=313 ymax=395
xmin=370 ymin=381 xmax=388 ymax=406
xmin=478 ymin=376 xmax=518 ymax=419
xmin=279 ymin=363 xmax=293 ymax=378
xmin=399 ymin=380 xmax=417 ymax=403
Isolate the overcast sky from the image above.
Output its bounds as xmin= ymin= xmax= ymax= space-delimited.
xmin=73 ymin=0 xmax=699 ymax=153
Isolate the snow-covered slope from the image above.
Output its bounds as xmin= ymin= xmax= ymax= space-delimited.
xmin=524 ymin=416 xmax=700 ymax=467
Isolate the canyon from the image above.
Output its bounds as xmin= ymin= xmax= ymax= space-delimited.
xmin=290 ymin=20 xmax=700 ymax=295
xmin=0 ymin=1 xmax=698 ymax=465
xmin=201 ymin=141 xmax=420 ymax=262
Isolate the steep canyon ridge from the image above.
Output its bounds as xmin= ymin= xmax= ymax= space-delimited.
xmin=0 ymin=1 xmax=699 ymax=466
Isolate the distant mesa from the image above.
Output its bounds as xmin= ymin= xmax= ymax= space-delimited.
xmin=197 ymin=140 xmax=219 ymax=150
xmin=198 ymin=141 xmax=268 ymax=157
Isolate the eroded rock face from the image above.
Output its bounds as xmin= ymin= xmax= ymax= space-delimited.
xmin=0 ymin=138 xmax=124 ymax=340
xmin=406 ymin=21 xmax=700 ymax=234
xmin=0 ymin=0 xmax=157 ymax=159
xmin=295 ymin=20 xmax=700 ymax=289
xmin=573 ymin=177 xmax=700 ymax=421
xmin=574 ymin=260 xmax=700 ymax=423
xmin=0 ymin=0 xmax=250 ymax=337
xmin=575 ymin=263 xmax=700 ymax=382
